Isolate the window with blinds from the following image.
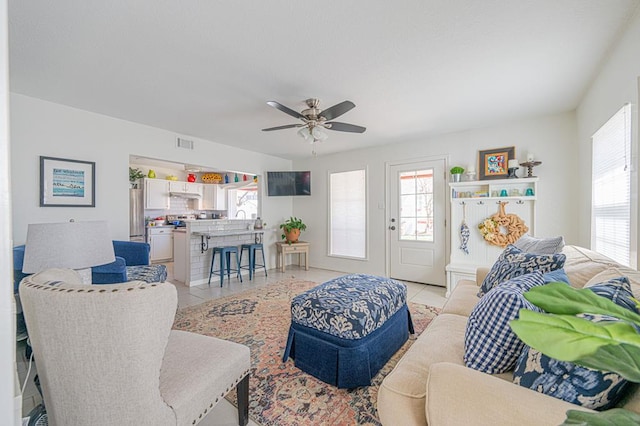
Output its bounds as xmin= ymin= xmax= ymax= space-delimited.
xmin=329 ymin=169 xmax=366 ymax=259
xmin=591 ymin=103 xmax=632 ymax=266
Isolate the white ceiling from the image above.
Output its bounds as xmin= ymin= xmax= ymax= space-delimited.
xmin=9 ymin=0 xmax=640 ymax=160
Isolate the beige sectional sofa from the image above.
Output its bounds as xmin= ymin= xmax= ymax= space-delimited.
xmin=377 ymin=245 xmax=640 ymax=425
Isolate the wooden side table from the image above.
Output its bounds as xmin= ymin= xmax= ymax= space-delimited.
xmin=276 ymin=241 xmax=310 ymax=272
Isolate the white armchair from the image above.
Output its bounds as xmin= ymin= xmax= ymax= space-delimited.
xmin=19 ymin=269 xmax=251 ymax=426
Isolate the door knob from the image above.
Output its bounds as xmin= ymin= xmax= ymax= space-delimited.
xmin=389 ymin=226 xmax=396 ymax=230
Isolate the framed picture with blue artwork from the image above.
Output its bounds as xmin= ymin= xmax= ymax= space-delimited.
xmin=40 ymin=156 xmax=95 ymax=207
xmin=478 ymin=147 xmax=515 ymax=180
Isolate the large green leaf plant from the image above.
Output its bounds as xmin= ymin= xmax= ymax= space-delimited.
xmin=510 ymin=282 xmax=640 ymax=424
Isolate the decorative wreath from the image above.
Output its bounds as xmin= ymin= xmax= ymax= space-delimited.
xmin=478 ymin=202 xmax=528 ymax=247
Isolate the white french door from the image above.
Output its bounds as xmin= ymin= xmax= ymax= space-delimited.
xmin=388 ymin=159 xmax=446 ymax=286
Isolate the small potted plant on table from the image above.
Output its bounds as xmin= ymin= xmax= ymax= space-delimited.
xmin=280 ymin=217 xmax=307 ymax=244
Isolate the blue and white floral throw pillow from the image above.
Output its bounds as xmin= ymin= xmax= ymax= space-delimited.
xmin=513 ymin=315 xmax=630 ymax=410
xmin=479 ymin=245 xmax=566 ymax=296
xmin=513 ymin=278 xmax=637 ymax=410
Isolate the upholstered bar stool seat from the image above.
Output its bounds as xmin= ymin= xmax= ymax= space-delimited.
xmin=239 ymin=243 xmax=267 ymax=280
xmin=209 ymin=246 xmax=243 ymax=286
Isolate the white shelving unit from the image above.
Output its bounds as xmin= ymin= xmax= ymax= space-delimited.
xmin=446 ymin=177 xmax=538 ymax=296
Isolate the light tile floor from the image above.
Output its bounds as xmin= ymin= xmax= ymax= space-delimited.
xmin=18 ymin=263 xmax=447 ymax=425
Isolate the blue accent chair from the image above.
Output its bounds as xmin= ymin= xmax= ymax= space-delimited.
xmin=13 ymin=245 xmax=28 ymax=293
xmin=92 ymin=240 xmax=167 ymax=284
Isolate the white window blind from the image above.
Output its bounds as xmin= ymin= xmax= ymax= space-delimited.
xmin=591 ymin=103 xmax=631 ymax=266
xmin=329 ymin=169 xmax=366 ymax=259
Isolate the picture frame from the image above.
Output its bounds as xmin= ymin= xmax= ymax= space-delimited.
xmin=478 ymin=147 xmax=515 ymax=180
xmin=40 ymin=156 xmax=96 ymax=207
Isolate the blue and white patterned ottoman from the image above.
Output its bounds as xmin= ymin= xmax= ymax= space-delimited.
xmin=282 ymin=273 xmax=414 ymax=388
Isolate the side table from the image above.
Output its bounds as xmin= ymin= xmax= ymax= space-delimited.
xmin=276 ymin=241 xmax=310 ymax=272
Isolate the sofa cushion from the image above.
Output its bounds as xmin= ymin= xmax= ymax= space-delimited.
xmin=585 ymin=276 xmax=640 ymax=314
xmin=561 ymin=245 xmax=619 ymax=288
xmin=441 ymin=280 xmax=480 ymax=317
xmin=465 ymin=272 xmax=545 ymax=374
xmin=513 ymin=234 xmax=565 ymax=254
xmin=479 ymin=245 xmax=566 ymax=296
xmin=377 ymin=313 xmax=468 ymax=426
xmin=513 ymin=314 xmax=631 ymax=411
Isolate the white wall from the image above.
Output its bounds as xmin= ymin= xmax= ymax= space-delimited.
xmin=1 ymin=0 xmax=20 ymax=423
xmin=10 ymin=94 xmax=293 ymax=266
xmin=576 ymin=8 xmax=640 ymax=266
xmin=293 ymin=112 xmax=579 ymax=276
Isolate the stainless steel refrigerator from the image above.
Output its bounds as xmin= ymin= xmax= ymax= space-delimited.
xmin=129 ymin=188 xmax=145 ymax=242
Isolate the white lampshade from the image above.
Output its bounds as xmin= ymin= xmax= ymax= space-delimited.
xmin=508 ymin=159 xmax=520 ymax=168
xmin=22 ymin=220 xmax=115 ymax=283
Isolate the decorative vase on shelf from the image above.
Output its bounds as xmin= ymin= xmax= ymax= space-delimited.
xmin=451 ymin=173 xmax=462 ymax=182
xmin=187 ymin=173 xmax=196 ymax=182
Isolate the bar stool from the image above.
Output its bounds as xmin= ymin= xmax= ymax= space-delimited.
xmin=208 ymin=246 xmax=243 ymax=286
xmin=239 ymin=243 xmax=267 ymax=280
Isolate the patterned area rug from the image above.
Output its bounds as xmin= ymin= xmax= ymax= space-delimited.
xmin=173 ymin=279 xmax=439 ymax=426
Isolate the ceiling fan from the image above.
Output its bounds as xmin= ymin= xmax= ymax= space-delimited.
xmin=262 ymin=98 xmax=366 ymax=142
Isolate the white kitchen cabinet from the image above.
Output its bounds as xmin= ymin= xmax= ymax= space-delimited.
xmin=201 ymin=184 xmax=227 ymax=210
xmin=446 ymin=177 xmax=538 ymax=296
xmin=173 ymin=230 xmax=186 ymax=282
xmin=149 ymin=227 xmax=173 ymax=262
xmin=169 ymin=181 xmax=203 ymax=194
xmin=144 ymin=179 xmax=170 ymax=209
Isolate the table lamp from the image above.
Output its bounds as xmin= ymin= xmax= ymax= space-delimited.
xmin=22 ymin=220 xmax=115 ymax=284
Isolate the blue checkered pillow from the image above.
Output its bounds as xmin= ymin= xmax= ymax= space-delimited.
xmin=479 ymin=245 xmax=566 ymax=296
xmin=464 ymin=271 xmax=545 ymax=374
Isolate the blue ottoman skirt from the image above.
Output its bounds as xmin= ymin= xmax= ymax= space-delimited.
xmin=282 ymin=304 xmax=414 ymax=389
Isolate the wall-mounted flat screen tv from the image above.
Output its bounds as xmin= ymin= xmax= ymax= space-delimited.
xmin=266 ymin=171 xmax=311 ymax=196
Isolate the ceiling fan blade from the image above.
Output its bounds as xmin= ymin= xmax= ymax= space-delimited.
xmin=262 ymin=124 xmax=303 ymax=131
xmin=326 ymin=122 xmax=366 ymax=133
xmin=266 ymin=101 xmax=306 ymax=120
xmin=320 ymin=101 xmax=355 ymax=121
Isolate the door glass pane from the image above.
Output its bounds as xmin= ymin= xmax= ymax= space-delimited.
xmin=399 ymin=169 xmax=434 ymax=241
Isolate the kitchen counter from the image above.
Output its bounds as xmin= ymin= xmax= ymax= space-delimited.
xmin=192 ymin=229 xmax=265 ymax=238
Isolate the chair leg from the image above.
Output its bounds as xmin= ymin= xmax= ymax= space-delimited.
xmin=219 ymin=250 xmax=226 ymax=287
xmin=248 ymin=247 xmax=255 ymax=280
xmin=235 ymin=250 xmax=243 ymax=283
xmin=237 ymin=375 xmax=249 ymax=426
xmin=208 ymin=249 xmax=217 ymax=286
xmin=260 ymin=247 xmax=267 ymax=277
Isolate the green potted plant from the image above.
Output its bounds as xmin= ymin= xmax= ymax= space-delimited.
xmin=510 ymin=282 xmax=640 ymax=424
xmin=280 ymin=216 xmax=307 ymax=244
xmin=129 ymin=167 xmax=146 ymax=188
xmin=450 ymin=166 xmax=465 ymax=182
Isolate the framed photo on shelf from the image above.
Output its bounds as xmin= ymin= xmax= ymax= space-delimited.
xmin=478 ymin=147 xmax=515 ymax=180
xmin=40 ymin=156 xmax=96 ymax=207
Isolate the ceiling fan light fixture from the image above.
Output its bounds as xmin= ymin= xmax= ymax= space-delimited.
xmin=297 ymin=126 xmax=311 ymax=141
xmin=311 ymin=126 xmax=328 ymax=141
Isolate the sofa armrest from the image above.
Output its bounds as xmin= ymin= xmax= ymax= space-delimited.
xmin=476 ymin=267 xmax=490 ymax=286
xmin=426 ymin=363 xmax=592 ymax=426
